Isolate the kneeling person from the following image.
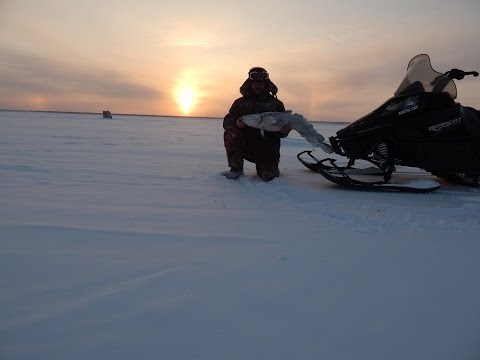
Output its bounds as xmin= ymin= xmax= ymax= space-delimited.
xmin=223 ymin=67 xmax=291 ymax=181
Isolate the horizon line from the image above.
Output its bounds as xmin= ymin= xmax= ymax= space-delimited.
xmin=0 ymin=108 xmax=349 ymax=124
xmin=0 ymin=108 xmax=223 ymax=120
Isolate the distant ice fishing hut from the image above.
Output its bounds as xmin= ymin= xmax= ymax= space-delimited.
xmin=102 ymin=110 xmax=112 ymax=118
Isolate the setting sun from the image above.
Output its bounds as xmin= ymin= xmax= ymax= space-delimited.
xmin=173 ymin=68 xmax=202 ymax=116
xmin=176 ymin=86 xmax=196 ymax=115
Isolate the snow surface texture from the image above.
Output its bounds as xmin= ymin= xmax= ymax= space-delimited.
xmin=1 ymin=111 xmax=480 ymax=360
xmin=242 ymin=111 xmax=334 ymax=153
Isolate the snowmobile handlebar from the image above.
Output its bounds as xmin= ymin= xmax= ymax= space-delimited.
xmin=443 ymin=68 xmax=479 ymax=80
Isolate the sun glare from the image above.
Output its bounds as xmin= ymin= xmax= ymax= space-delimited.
xmin=178 ymin=87 xmax=195 ymax=114
xmin=175 ymin=86 xmax=196 ymax=115
xmin=173 ymin=68 xmax=202 ymax=116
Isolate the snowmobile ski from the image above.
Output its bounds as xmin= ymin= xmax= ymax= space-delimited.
xmin=314 ymin=158 xmax=441 ymax=193
xmin=297 ymin=150 xmax=383 ymax=176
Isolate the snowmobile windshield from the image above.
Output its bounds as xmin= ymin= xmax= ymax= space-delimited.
xmin=394 ymin=54 xmax=457 ymax=99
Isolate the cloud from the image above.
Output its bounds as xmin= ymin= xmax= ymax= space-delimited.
xmin=171 ymin=41 xmax=216 ymax=48
xmin=0 ymin=49 xmax=161 ymax=100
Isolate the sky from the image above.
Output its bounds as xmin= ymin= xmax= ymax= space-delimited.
xmin=1 ymin=0 xmax=480 ymax=122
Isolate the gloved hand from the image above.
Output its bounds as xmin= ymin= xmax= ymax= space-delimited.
xmin=236 ymin=117 xmax=246 ymax=128
xmin=280 ymin=123 xmax=292 ymax=135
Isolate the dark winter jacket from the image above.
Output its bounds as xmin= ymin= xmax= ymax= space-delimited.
xmin=223 ymin=92 xmax=286 ymax=134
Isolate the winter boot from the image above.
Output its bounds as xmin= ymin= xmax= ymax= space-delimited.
xmin=258 ymin=168 xmax=280 ymax=181
xmin=225 ymin=167 xmax=244 ymax=180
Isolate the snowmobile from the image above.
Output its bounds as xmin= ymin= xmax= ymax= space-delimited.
xmin=298 ymin=54 xmax=480 ymax=193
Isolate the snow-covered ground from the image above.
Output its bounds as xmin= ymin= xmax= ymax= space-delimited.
xmin=1 ymin=111 xmax=479 ymax=360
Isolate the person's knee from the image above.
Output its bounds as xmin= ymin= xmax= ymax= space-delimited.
xmin=224 ymin=126 xmax=242 ymax=151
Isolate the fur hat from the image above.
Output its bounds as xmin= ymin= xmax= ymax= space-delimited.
xmin=239 ymin=67 xmax=278 ymax=96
